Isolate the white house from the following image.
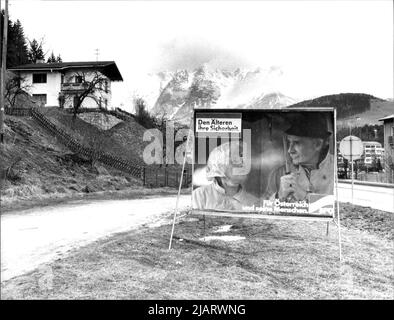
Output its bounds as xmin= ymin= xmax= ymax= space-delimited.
xmin=9 ymin=61 xmax=123 ymax=109
xmin=378 ymin=114 xmax=394 ymax=182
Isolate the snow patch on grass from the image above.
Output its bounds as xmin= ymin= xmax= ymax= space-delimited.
xmin=199 ymin=235 xmax=245 ymax=242
xmin=213 ymin=225 xmax=233 ymax=233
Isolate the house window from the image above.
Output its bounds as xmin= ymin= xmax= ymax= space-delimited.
xmin=32 ymin=73 xmax=47 ymax=83
xmin=104 ymin=98 xmax=108 ymax=109
xmin=61 ymin=74 xmax=64 ymax=84
xmin=104 ymin=80 xmax=108 ymax=93
xmin=32 ymin=94 xmax=47 ymax=106
xmin=75 ymin=76 xmax=83 ymax=84
xmin=99 ymin=97 xmax=102 ymax=108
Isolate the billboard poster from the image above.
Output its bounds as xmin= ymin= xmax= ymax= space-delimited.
xmin=192 ymin=108 xmax=335 ymax=219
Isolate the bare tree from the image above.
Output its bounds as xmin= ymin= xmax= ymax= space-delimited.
xmin=5 ymin=73 xmax=32 ymax=107
xmin=62 ymin=70 xmax=110 ymax=118
xmin=134 ymin=97 xmax=157 ymax=129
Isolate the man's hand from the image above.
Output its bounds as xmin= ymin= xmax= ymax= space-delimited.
xmin=278 ymin=173 xmax=296 ymax=200
xmin=278 ymin=173 xmax=307 ymax=201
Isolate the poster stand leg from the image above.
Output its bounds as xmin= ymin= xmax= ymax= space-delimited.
xmin=334 ymin=108 xmax=342 ymax=262
xmin=326 ymin=221 xmax=329 ymax=237
xmin=335 ymin=164 xmax=342 ymax=262
xmin=168 ymin=124 xmax=192 ymax=251
xmin=203 ymin=214 xmax=206 ymax=241
xmin=336 ymin=195 xmax=342 ymax=262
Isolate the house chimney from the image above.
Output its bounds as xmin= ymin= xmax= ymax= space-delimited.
xmin=36 ymin=59 xmax=45 ymax=64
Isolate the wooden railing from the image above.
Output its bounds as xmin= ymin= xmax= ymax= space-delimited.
xmin=61 ymin=82 xmax=89 ymax=92
xmin=4 ymin=106 xmax=32 ymax=116
xmin=65 ymin=107 xmax=135 ymax=122
xmin=31 ymin=107 xmax=144 ymax=179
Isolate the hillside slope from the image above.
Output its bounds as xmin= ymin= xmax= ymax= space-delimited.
xmin=39 ymin=108 xmax=149 ymax=166
xmin=0 ymin=114 xmax=141 ymax=210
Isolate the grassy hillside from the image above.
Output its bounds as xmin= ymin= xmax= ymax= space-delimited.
xmin=39 ymin=108 xmax=149 ymax=166
xmin=289 ymin=93 xmax=378 ymax=116
xmin=0 ymin=114 xmax=142 ymax=211
xmin=107 ymin=118 xmax=151 ymax=163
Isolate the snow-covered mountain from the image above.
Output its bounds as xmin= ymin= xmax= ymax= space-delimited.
xmin=247 ymin=92 xmax=296 ymax=109
xmin=134 ymin=65 xmax=297 ymax=125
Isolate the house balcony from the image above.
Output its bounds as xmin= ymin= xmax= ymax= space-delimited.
xmin=61 ymin=82 xmax=89 ymax=92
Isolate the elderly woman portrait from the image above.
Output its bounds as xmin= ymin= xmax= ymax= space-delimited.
xmin=192 ymin=141 xmax=258 ymax=211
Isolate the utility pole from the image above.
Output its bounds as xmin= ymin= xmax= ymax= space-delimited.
xmin=348 ymin=117 xmax=361 ymax=204
xmin=0 ymin=0 xmax=9 ymax=144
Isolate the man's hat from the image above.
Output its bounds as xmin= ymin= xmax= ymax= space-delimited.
xmin=285 ymin=112 xmax=332 ymax=139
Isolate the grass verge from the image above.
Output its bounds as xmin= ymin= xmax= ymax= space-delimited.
xmin=1 ymin=206 xmax=393 ymax=299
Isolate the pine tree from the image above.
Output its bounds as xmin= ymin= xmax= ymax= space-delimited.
xmin=1 ymin=11 xmax=63 ymax=67
xmin=27 ymin=38 xmax=45 ymax=63
xmin=47 ymin=51 xmax=56 ymax=63
xmin=10 ymin=20 xmax=29 ymax=67
xmin=47 ymin=52 xmax=63 ymax=63
xmin=1 ymin=12 xmax=29 ymax=67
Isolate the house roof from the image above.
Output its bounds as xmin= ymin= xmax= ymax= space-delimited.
xmin=9 ymin=61 xmax=123 ymax=81
xmin=378 ymin=114 xmax=394 ymax=121
xmin=362 ymin=141 xmax=382 ymax=146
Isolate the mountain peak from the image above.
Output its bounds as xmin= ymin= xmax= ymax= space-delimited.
xmin=144 ymin=66 xmax=297 ymax=123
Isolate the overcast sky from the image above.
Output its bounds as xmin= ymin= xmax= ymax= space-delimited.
xmin=4 ymin=0 xmax=394 ymax=108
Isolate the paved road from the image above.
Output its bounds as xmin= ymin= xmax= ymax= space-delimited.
xmin=337 ymin=182 xmax=394 ymax=213
xmin=1 ymin=195 xmax=191 ymax=282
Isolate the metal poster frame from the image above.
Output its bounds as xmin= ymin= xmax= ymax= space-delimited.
xmin=169 ymin=107 xmax=342 ymax=261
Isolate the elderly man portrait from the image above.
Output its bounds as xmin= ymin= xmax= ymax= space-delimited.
xmin=265 ymin=113 xmax=334 ymax=202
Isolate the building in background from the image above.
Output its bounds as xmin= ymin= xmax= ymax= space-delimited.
xmin=337 ymin=139 xmax=386 ymax=180
xmin=336 ymin=142 xmax=348 ymax=178
xmin=361 ymin=141 xmax=384 ymax=168
xmin=9 ymin=61 xmax=123 ymax=109
xmin=378 ymin=114 xmax=394 ymax=183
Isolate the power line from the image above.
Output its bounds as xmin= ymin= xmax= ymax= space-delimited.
xmin=94 ymin=48 xmax=100 ymax=62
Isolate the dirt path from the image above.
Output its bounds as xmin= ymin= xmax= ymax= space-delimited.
xmin=1 ymin=195 xmax=191 ymax=282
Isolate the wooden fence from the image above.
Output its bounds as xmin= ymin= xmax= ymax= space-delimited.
xmin=143 ymin=166 xmax=192 ymax=188
xmin=114 ymin=107 xmax=136 ymax=119
xmin=4 ymin=106 xmax=32 ymax=116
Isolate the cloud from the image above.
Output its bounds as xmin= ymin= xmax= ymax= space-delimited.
xmin=153 ymin=37 xmax=254 ymax=72
xmin=215 ymin=65 xmax=287 ymax=108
